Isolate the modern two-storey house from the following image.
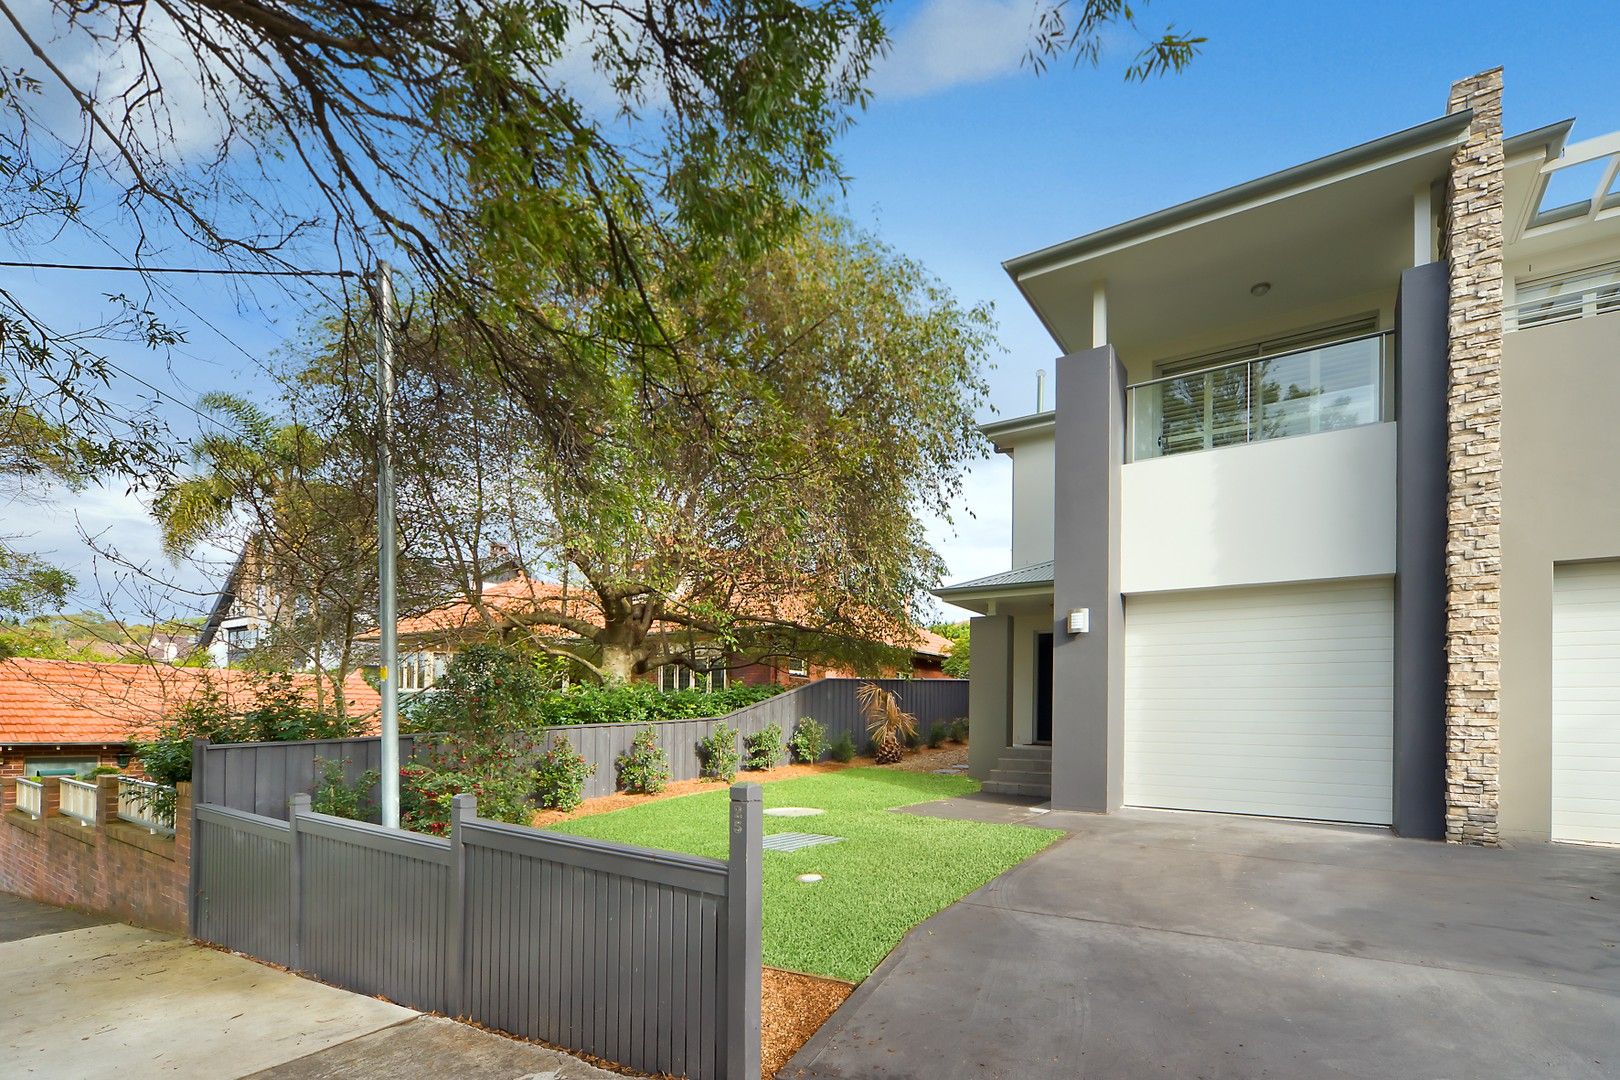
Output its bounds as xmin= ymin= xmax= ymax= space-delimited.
xmin=939 ymin=69 xmax=1620 ymax=846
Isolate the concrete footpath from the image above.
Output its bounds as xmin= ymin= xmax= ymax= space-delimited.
xmin=0 ymin=892 xmax=615 ymax=1079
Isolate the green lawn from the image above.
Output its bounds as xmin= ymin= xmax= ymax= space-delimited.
xmin=547 ymin=768 xmax=1061 ymax=983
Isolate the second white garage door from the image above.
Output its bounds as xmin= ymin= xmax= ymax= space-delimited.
xmin=1552 ymin=561 xmax=1620 ymax=845
xmin=1124 ymin=579 xmax=1394 ymax=825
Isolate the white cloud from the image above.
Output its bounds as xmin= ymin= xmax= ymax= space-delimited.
xmin=870 ymin=0 xmax=1038 ymax=101
xmin=3 ymin=481 xmax=222 ymax=620
xmin=5 ymin=0 xmax=258 ymax=166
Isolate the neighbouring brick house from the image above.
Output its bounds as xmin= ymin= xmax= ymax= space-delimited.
xmin=942 ymin=69 xmax=1620 ymax=846
xmin=0 ymin=658 xmax=382 ymax=783
xmin=365 ymin=573 xmax=955 ymax=693
xmin=0 ymin=659 xmax=381 ymax=935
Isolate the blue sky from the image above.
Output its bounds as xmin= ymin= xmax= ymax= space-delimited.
xmin=6 ymin=0 xmax=1619 ymax=623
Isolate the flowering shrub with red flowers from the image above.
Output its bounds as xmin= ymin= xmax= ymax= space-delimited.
xmin=400 ymin=743 xmax=537 ymax=835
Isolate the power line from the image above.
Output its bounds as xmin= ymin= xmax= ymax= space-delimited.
xmin=0 ymin=259 xmax=356 ymax=278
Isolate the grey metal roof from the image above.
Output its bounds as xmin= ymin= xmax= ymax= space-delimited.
xmin=980 ymin=410 xmax=1055 ymax=445
xmin=935 ymin=561 xmax=1055 ymax=597
xmin=1002 ymin=111 xmax=1473 ymax=281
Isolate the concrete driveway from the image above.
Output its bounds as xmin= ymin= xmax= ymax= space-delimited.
xmin=783 ymin=799 xmax=1620 ymax=1080
xmin=0 ymin=892 xmax=614 ymax=1079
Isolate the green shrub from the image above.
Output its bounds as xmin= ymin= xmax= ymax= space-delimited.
xmin=88 ymin=764 xmax=121 ymax=778
xmin=534 ymin=682 xmax=783 ymax=727
xmin=310 ymin=757 xmax=380 ymax=821
xmin=926 ymin=723 xmax=947 ymax=749
xmin=400 ymin=742 xmax=535 ymax=836
xmin=405 ymin=644 xmax=549 ymax=739
xmin=948 ymin=718 xmax=969 ymax=743
xmin=133 ymin=672 xmax=366 ymax=787
xmin=788 ymin=717 xmax=827 ymax=764
xmin=743 ymin=723 xmax=783 ymax=771
xmin=617 ymin=728 xmax=671 ymax=793
xmin=535 ymin=738 xmax=596 ymax=811
xmin=828 ymin=732 xmax=856 ymax=763
xmin=697 ymin=724 xmax=740 ymax=782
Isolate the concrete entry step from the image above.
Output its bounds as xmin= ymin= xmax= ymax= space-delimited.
xmin=993 ymin=755 xmax=1051 ymax=774
xmin=981 ymin=780 xmax=1053 ymax=797
xmin=981 ymin=744 xmax=1053 ymax=798
xmin=987 ymin=768 xmax=1052 ymax=788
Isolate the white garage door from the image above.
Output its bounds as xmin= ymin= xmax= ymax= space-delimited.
xmin=1124 ymin=579 xmax=1394 ymax=825
xmin=1552 ymin=562 xmax=1620 ymax=845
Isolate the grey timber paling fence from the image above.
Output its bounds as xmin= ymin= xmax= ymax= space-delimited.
xmin=194 ymin=733 xmax=426 ymax=820
xmin=191 ymin=784 xmax=763 ymax=1080
xmin=193 ymin=678 xmax=966 ymax=810
xmin=551 ymin=677 xmax=968 ymax=799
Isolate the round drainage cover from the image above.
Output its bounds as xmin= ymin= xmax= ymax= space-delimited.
xmin=764 ymin=806 xmax=825 ymax=817
xmin=796 ymin=873 xmax=823 ymax=884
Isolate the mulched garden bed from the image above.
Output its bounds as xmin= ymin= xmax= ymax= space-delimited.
xmin=762 ymin=967 xmax=853 ymax=1077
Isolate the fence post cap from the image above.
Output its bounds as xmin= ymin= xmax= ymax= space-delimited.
xmin=451 ymin=792 xmax=477 ymax=817
xmin=729 ymin=782 xmax=762 ymax=803
xmin=289 ymin=793 xmax=312 ymax=815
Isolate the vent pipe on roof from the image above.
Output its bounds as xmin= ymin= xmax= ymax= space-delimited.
xmin=1036 ymin=369 xmax=1047 ymax=413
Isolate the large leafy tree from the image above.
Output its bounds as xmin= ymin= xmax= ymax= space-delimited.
xmin=303 ymin=213 xmax=995 ymax=682
xmin=4 ymin=0 xmax=1198 ymax=673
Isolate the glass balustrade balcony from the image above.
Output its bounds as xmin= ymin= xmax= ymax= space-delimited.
xmin=1126 ymin=331 xmax=1393 ymax=462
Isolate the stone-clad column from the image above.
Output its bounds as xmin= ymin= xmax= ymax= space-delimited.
xmin=1441 ymin=68 xmax=1506 ymax=845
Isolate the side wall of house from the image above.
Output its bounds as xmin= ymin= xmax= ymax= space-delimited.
xmin=1498 ymin=312 xmax=1620 ymax=840
xmin=0 ymin=776 xmax=191 ymax=934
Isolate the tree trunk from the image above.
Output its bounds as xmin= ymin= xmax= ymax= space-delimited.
xmin=599 ymin=643 xmax=638 ymax=684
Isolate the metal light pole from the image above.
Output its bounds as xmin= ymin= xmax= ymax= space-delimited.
xmin=373 ymin=261 xmax=401 ymax=828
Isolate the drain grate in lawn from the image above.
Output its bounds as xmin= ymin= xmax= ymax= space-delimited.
xmin=761 ymin=831 xmax=844 ymax=853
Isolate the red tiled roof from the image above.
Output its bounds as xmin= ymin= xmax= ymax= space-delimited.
xmin=386 ymin=576 xmax=599 ymax=639
xmin=377 ymin=574 xmax=954 ymax=658
xmin=0 ymin=658 xmax=381 ymax=746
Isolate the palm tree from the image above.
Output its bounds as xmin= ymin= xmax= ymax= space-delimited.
xmin=858 ymin=682 xmax=917 ymax=765
xmin=152 ymin=394 xmax=376 ymax=714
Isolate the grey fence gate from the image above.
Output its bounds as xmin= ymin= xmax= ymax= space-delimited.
xmin=192 ymin=785 xmax=762 ymax=1080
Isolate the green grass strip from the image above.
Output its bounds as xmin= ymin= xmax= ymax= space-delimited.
xmin=548 ymin=768 xmax=1061 ymax=982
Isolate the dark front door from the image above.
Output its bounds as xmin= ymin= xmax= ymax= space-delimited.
xmin=1035 ymin=632 xmax=1054 ymax=744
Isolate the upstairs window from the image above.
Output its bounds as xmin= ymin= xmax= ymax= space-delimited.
xmin=1509 ymin=262 xmax=1620 ymax=330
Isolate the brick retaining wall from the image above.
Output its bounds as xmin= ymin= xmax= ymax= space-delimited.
xmin=0 ymin=775 xmax=191 ymax=933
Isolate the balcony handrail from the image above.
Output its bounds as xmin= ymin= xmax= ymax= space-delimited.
xmin=1124 ymin=329 xmax=1393 ymax=391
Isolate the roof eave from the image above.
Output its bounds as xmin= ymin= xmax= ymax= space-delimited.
xmin=1504 ymin=118 xmax=1575 ymax=161
xmin=1002 ymin=110 xmax=1475 ymax=285
xmin=979 ymin=410 xmax=1056 ymax=449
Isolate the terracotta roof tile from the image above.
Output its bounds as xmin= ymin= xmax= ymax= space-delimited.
xmin=0 ymin=658 xmax=381 ymax=746
xmin=374 ymin=573 xmax=952 ymax=658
